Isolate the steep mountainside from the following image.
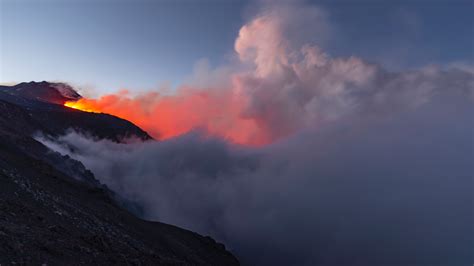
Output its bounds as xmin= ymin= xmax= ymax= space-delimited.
xmin=0 ymin=81 xmax=151 ymax=141
xmin=0 ymin=82 xmax=239 ymax=265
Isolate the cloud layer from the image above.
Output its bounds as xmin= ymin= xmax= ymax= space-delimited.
xmin=39 ymin=92 xmax=473 ymax=265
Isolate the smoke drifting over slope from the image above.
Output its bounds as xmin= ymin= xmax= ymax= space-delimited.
xmin=39 ymin=95 xmax=473 ymax=265
xmin=43 ymin=2 xmax=473 ymax=265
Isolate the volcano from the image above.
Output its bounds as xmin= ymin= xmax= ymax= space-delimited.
xmin=0 ymin=81 xmax=239 ymax=265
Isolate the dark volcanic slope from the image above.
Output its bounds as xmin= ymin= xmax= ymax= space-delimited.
xmin=0 ymin=82 xmax=239 ymax=265
xmin=0 ymin=81 xmax=152 ymax=141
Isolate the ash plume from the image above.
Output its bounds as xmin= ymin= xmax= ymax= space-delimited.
xmin=63 ymin=2 xmax=473 ymax=146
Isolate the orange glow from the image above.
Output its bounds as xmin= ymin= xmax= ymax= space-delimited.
xmin=64 ymin=88 xmax=271 ymax=146
xmin=65 ymin=100 xmax=101 ymax=113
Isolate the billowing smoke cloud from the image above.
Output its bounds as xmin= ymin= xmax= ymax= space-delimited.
xmin=64 ymin=3 xmax=473 ymax=146
xmin=46 ymin=2 xmax=474 ymax=265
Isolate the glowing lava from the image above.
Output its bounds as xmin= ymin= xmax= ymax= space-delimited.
xmin=65 ymin=100 xmax=100 ymax=113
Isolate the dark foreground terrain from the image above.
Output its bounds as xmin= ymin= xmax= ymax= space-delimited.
xmin=0 ymin=82 xmax=239 ymax=265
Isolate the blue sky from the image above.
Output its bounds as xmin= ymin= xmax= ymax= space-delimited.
xmin=1 ymin=0 xmax=472 ymax=93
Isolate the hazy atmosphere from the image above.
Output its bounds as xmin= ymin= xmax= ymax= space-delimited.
xmin=1 ymin=0 xmax=473 ymax=265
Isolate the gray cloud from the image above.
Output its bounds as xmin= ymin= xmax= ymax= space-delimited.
xmin=37 ymin=86 xmax=473 ymax=265
xmin=230 ymin=4 xmax=474 ymax=142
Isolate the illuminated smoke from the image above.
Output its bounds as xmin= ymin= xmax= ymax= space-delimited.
xmin=59 ymin=5 xmax=362 ymax=145
xmin=64 ymin=4 xmax=473 ymax=146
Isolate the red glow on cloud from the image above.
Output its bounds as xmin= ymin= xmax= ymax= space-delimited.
xmin=64 ymin=4 xmax=422 ymax=147
xmin=65 ymin=88 xmax=270 ymax=146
